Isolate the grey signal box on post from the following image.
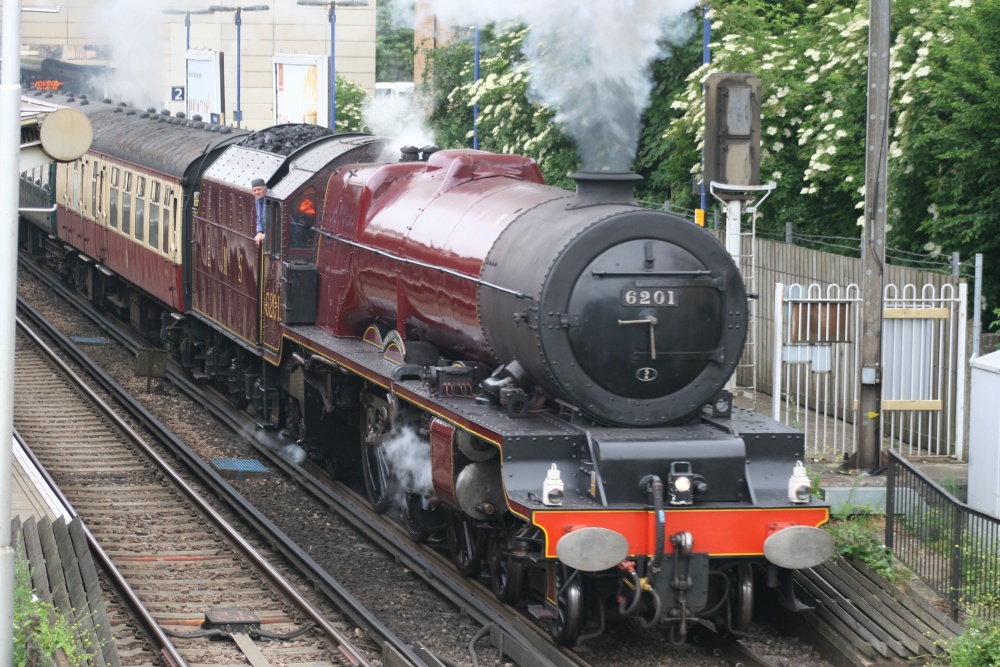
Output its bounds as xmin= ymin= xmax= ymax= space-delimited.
xmin=704 ymin=73 xmax=761 ymax=188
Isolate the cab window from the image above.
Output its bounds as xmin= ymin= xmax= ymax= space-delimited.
xmin=265 ymin=201 xmax=281 ymax=257
xmin=289 ymin=188 xmax=317 ymax=250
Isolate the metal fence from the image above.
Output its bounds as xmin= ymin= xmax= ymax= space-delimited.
xmin=772 ymin=281 xmax=968 ymax=459
xmin=886 ymin=450 xmax=1000 ymax=622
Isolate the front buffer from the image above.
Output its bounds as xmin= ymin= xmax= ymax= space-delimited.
xmin=501 ymin=410 xmax=832 ymax=643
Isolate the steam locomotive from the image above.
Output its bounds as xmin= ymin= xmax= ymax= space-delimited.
xmin=19 ymin=91 xmax=833 ymax=646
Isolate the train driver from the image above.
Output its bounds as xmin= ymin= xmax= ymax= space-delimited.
xmin=251 ymin=177 xmax=268 ymax=246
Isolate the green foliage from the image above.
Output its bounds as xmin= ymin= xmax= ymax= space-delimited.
xmin=661 ymin=0 xmax=873 ymax=236
xmin=934 ymin=604 xmax=1000 ymax=667
xmin=334 ymin=74 xmax=370 ymax=133
xmin=375 ymin=0 xmax=415 ymax=83
xmin=634 ymin=13 xmax=703 ymax=203
xmin=413 ymin=1 xmax=1000 ymax=311
xmin=420 ymin=25 xmax=579 ymax=185
xmin=823 ymin=511 xmax=901 ymax=583
xmin=14 ymin=547 xmax=91 ymax=667
xmin=890 ymin=0 xmax=1000 ymax=314
xmin=658 ymin=0 xmax=1000 ymax=309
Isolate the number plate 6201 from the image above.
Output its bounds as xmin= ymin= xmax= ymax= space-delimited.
xmin=621 ymin=288 xmax=676 ymax=307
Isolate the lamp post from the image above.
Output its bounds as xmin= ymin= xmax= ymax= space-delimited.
xmin=162 ymin=8 xmax=216 ymax=51
xmin=209 ymin=4 xmax=270 ymax=128
xmin=297 ymin=0 xmax=368 ymax=130
xmin=473 ymin=25 xmax=480 ymax=149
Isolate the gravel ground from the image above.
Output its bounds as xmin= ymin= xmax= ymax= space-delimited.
xmin=17 ymin=266 xmax=839 ymax=667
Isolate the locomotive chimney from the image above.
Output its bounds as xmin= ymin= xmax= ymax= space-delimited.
xmin=568 ymin=171 xmax=642 ymax=208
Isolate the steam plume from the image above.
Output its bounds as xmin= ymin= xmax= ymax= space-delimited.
xmin=427 ymin=0 xmax=697 ymax=170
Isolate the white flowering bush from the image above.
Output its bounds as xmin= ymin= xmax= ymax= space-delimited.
xmin=422 ymin=25 xmax=579 ymax=186
xmin=662 ymin=0 xmax=877 ymax=234
xmin=335 ymin=75 xmax=370 ymax=133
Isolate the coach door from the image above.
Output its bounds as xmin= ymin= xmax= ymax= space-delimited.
xmin=259 ymin=199 xmax=284 ymax=358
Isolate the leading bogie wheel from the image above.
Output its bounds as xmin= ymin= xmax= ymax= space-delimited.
xmin=729 ymin=561 xmax=754 ymax=635
xmin=446 ymin=510 xmax=484 ymax=577
xmin=488 ymin=526 xmax=525 ymax=603
xmin=549 ymin=565 xmax=582 ymax=646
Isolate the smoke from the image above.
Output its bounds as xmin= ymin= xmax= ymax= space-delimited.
xmin=364 ymin=92 xmax=437 ymax=162
xmin=381 ymin=427 xmax=433 ymax=509
xmin=279 ymin=443 xmax=308 ymax=465
xmin=90 ymin=0 xmax=168 ymax=107
xmin=427 ymin=0 xmax=698 ymax=170
xmin=381 ymin=0 xmax=416 ymax=30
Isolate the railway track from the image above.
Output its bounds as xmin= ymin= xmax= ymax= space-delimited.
xmin=17 ymin=253 xmax=809 ymax=667
xmin=13 ymin=312 xmax=407 ymax=667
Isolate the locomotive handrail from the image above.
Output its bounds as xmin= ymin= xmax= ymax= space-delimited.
xmin=591 ymin=269 xmax=713 ymax=277
xmin=312 ymin=227 xmax=533 ymax=300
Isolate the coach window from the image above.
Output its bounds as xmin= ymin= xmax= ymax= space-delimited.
xmin=122 ymin=171 xmax=132 ymax=236
xmin=91 ymin=162 xmax=98 ymax=216
xmin=163 ymin=187 xmax=172 ymax=255
xmin=135 ymin=176 xmax=146 ymax=243
xmin=149 ymin=181 xmax=160 ymax=250
xmin=72 ymin=162 xmax=80 ymax=211
xmin=109 ymin=167 xmax=120 ymax=230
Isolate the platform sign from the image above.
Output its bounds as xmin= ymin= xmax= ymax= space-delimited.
xmin=185 ymin=50 xmax=225 ymax=123
xmin=171 ymin=86 xmax=185 ymax=102
xmin=273 ymin=54 xmax=327 ymax=127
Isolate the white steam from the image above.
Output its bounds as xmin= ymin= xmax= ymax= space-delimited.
xmin=91 ymin=0 xmax=168 ymax=107
xmin=364 ymin=93 xmax=438 ymax=162
xmin=381 ymin=0 xmax=416 ymax=30
xmin=381 ymin=427 xmax=433 ymax=509
xmin=427 ymin=0 xmax=698 ymax=170
xmin=279 ymin=442 xmax=308 ymax=465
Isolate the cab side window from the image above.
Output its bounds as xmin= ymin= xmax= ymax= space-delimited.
xmin=289 ymin=188 xmax=317 ymax=250
xmin=265 ymin=201 xmax=282 ymax=258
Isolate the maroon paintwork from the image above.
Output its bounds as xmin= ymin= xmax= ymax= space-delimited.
xmin=317 ymin=150 xmax=561 ymax=364
xmin=55 ymin=179 xmax=184 ymax=311
xmin=190 ymin=178 xmax=262 ymax=346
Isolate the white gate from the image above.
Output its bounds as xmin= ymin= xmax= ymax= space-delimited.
xmin=773 ymin=283 xmax=967 ymax=460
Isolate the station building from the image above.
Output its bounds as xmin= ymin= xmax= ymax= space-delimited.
xmin=6 ymin=0 xmax=376 ymax=132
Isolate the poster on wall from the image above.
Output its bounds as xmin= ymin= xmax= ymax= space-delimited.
xmin=273 ymin=55 xmax=328 ymax=127
xmin=185 ymin=50 xmax=225 ymax=124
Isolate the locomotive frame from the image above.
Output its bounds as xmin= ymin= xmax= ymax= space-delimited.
xmin=19 ymin=90 xmax=834 ymax=647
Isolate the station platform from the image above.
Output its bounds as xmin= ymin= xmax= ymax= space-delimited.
xmin=816 ymin=453 xmax=970 ymax=514
xmin=11 ymin=436 xmax=69 ymax=524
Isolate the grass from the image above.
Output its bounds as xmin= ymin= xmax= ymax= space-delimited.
xmin=14 ymin=542 xmax=95 ymax=667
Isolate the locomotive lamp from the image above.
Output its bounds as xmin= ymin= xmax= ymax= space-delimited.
xmin=788 ymin=461 xmax=812 ymax=504
xmin=542 ymin=464 xmax=564 ymax=506
xmin=297 ymin=0 xmax=369 ymax=130
xmin=668 ymin=462 xmax=695 ymax=505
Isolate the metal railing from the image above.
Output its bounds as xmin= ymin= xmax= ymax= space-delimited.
xmin=886 ymin=450 xmax=1000 ymax=622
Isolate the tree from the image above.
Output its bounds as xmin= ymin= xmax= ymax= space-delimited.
xmin=421 ymin=25 xmax=579 ymax=186
xmin=376 ymin=0 xmax=415 ymax=82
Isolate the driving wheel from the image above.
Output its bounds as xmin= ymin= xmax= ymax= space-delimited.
xmin=362 ymin=400 xmax=392 ymax=513
xmin=446 ymin=510 xmax=484 ymax=576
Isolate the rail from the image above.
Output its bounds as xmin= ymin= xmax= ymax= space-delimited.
xmin=886 ymin=450 xmax=1000 ymax=622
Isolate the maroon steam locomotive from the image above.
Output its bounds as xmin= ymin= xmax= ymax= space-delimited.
xmin=20 ymin=92 xmax=833 ymax=646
